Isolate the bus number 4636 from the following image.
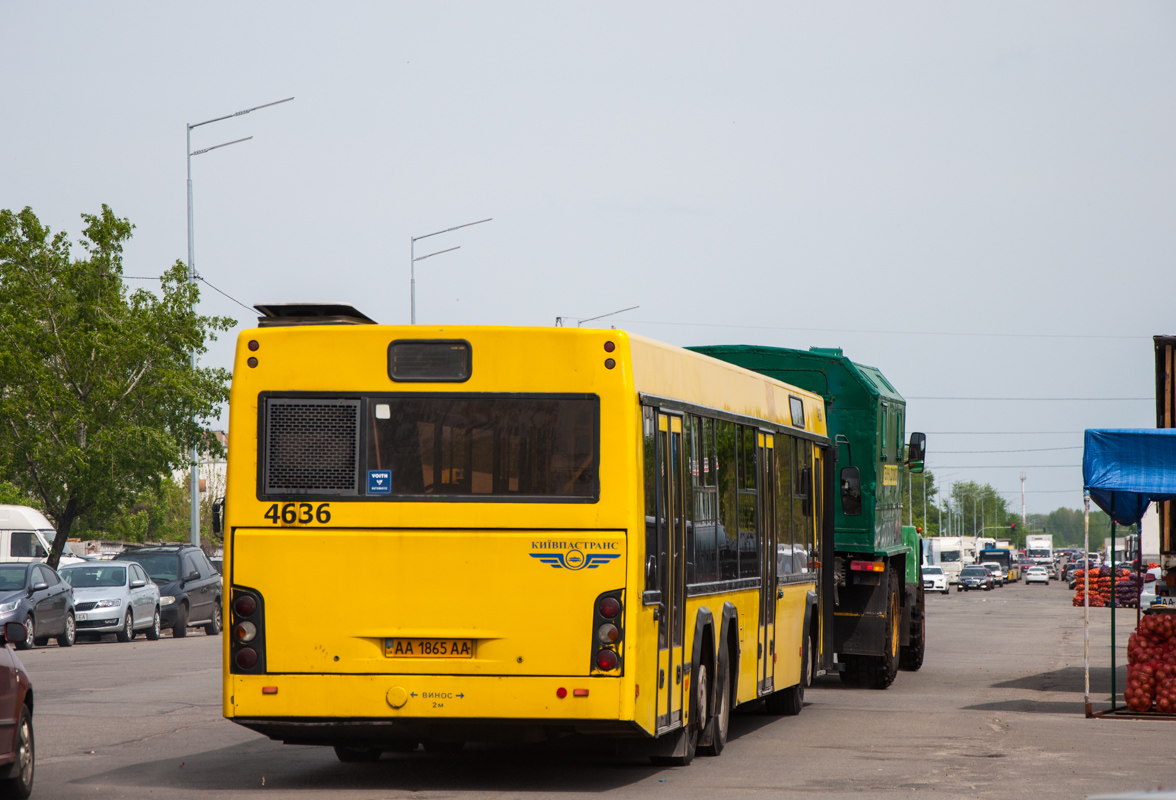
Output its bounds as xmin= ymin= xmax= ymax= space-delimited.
xmin=263 ymin=503 xmax=331 ymax=525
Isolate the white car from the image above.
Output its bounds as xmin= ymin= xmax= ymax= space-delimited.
xmin=1140 ymin=567 xmax=1169 ymax=608
xmin=922 ymin=565 xmax=949 ymax=594
xmin=1025 ymin=566 xmax=1050 ymax=585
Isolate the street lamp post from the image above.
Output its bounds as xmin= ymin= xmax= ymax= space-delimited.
xmin=410 ymin=218 xmax=492 ymax=324
xmin=186 ymin=96 xmax=293 ymax=547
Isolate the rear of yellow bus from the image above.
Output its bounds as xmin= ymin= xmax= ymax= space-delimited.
xmin=222 ymin=317 xmax=643 ymax=750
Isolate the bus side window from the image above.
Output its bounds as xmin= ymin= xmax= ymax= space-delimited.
xmin=777 ymin=437 xmax=794 ymax=575
xmin=737 ymin=425 xmax=758 ymax=580
xmin=642 ymin=406 xmax=657 ymax=592
xmin=793 ymin=441 xmax=814 ymax=563
xmin=716 ymin=420 xmax=738 ymax=581
xmin=690 ymin=417 xmax=719 ymax=584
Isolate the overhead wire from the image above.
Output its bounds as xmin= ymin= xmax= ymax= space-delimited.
xmin=909 ymin=396 xmax=1148 ymax=401
xmin=196 ymin=276 xmax=254 ymax=315
xmin=929 ymin=464 xmax=1079 ymax=469
xmin=924 ymin=431 xmax=1082 ymax=435
xmin=623 ymin=319 xmax=1145 ymax=341
xmin=935 ymin=446 xmax=1082 ymax=454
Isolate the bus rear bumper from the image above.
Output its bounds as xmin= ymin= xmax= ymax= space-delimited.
xmin=233 ymin=716 xmax=646 ymax=746
xmin=226 ymin=673 xmax=638 ymax=741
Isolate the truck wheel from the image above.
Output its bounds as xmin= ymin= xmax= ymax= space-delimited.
xmin=900 ymin=584 xmax=925 ymax=671
xmin=862 ymin=571 xmax=900 ymax=690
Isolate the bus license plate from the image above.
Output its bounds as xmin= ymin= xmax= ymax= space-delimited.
xmin=385 ymin=638 xmax=474 ymax=658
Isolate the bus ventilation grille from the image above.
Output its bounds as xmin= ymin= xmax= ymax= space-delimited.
xmin=264 ymin=399 xmax=360 ymax=495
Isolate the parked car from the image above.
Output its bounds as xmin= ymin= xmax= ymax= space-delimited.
xmin=958 ymin=566 xmax=994 ymax=591
xmin=0 ymin=562 xmax=75 ymax=648
xmin=59 ymin=561 xmax=161 ymax=642
xmin=112 ymin=546 xmax=222 ymax=637
xmin=0 ymin=619 xmax=34 ymax=798
xmin=922 ymin=565 xmax=949 ymax=594
xmin=1140 ymin=567 xmax=1168 ymax=608
xmin=1025 ymin=566 xmax=1051 ymax=585
xmin=980 ymin=562 xmax=1004 ymax=587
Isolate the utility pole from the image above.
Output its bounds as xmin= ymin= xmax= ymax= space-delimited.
xmin=1021 ymin=471 xmax=1027 ymax=527
xmin=410 ymin=218 xmax=492 ymax=324
xmin=186 ymin=95 xmax=293 ymax=547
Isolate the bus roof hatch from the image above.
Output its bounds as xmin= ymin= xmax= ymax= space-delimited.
xmin=254 ymin=304 xmax=376 ymax=327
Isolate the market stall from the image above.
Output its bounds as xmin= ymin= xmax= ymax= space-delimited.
xmin=1082 ymin=428 xmax=1176 ymax=717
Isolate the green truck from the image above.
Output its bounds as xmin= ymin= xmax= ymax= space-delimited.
xmin=690 ymin=345 xmax=926 ymax=688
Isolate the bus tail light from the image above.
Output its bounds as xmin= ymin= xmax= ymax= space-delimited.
xmin=230 ymin=586 xmax=266 ymax=675
xmin=234 ymin=595 xmax=257 ymax=617
xmin=595 ymin=649 xmax=619 ymax=671
xmin=591 ymin=589 xmax=624 ymax=674
xmin=234 ymin=621 xmax=257 ymax=643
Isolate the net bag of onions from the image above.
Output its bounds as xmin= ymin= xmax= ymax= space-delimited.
xmin=1125 ymin=614 xmax=1176 ymax=712
xmin=1126 ymin=662 xmax=1157 ymax=712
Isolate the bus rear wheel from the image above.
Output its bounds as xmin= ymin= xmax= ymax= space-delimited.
xmin=334 ymin=745 xmax=381 ymax=763
xmin=765 ymin=634 xmax=808 ymax=715
xmin=699 ymin=658 xmax=730 ymax=757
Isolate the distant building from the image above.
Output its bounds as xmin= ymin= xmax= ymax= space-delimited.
xmin=171 ymin=429 xmax=227 ymax=498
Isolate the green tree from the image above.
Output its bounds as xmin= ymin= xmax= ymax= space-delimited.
xmin=70 ymin=476 xmax=191 ymax=543
xmin=947 ymin=481 xmax=1016 ymax=541
xmin=0 ymin=205 xmax=233 ymax=567
xmin=0 ymin=481 xmax=38 ymax=508
xmin=1025 ymin=506 xmax=1122 ymax=551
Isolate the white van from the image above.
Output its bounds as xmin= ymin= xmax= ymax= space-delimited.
xmin=0 ymin=506 xmax=84 ymax=565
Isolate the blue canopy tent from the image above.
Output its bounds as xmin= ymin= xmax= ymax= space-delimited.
xmin=1081 ymin=429 xmax=1176 ymax=717
xmin=1083 ymin=429 xmax=1176 ymax=525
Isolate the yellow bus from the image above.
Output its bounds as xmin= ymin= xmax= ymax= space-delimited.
xmin=219 ymin=305 xmax=829 ymax=765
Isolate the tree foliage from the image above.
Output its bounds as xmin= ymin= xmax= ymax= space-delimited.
xmin=70 ymin=476 xmax=192 ymax=543
xmin=0 ymin=205 xmax=233 ymax=567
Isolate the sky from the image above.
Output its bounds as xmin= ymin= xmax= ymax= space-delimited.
xmin=3 ymin=2 xmax=1173 ymax=515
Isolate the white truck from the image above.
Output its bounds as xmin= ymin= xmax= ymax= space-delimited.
xmin=929 ymin=537 xmax=966 ymax=585
xmin=0 ymin=505 xmax=85 ymax=565
xmin=1026 ymin=533 xmax=1053 ymax=566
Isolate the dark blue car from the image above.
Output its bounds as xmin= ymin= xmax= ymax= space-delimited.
xmin=0 ymin=562 xmax=76 ymax=648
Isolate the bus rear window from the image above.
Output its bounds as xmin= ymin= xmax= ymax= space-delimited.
xmin=366 ymin=395 xmax=599 ymax=500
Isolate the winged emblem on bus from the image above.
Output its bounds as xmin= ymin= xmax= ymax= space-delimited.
xmin=530 ymin=551 xmax=620 ymax=571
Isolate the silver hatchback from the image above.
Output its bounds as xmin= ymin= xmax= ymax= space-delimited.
xmin=59 ymin=562 xmax=162 ymax=642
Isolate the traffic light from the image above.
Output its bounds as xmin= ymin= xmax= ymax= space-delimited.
xmin=1011 ymin=522 xmax=1016 ymax=532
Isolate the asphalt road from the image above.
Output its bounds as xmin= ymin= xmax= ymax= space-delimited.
xmin=24 ymin=579 xmax=1174 ymax=800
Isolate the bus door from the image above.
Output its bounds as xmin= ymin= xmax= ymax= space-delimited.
xmin=655 ymin=413 xmax=686 ymax=732
xmin=758 ymin=431 xmax=776 ymax=695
